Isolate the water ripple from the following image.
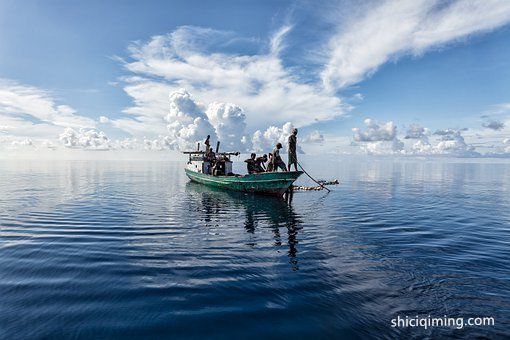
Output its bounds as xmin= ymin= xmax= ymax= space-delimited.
xmin=0 ymin=160 xmax=509 ymax=338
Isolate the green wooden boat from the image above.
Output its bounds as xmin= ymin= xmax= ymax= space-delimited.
xmin=183 ymin=149 xmax=302 ymax=196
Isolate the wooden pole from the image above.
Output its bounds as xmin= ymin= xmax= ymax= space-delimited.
xmin=216 ymin=141 xmax=220 ymax=153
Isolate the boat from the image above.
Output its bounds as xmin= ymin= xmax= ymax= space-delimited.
xmin=183 ymin=143 xmax=302 ymax=196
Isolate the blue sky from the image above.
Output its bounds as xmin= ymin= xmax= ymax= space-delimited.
xmin=0 ymin=0 xmax=285 ymax=117
xmin=1 ymin=0 xmax=510 ymax=156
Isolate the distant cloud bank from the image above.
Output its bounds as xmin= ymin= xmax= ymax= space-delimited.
xmin=350 ymin=119 xmax=510 ymax=157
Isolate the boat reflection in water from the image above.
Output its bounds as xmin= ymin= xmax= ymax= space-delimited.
xmin=185 ymin=181 xmax=302 ymax=270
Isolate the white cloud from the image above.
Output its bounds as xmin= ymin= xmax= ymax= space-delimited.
xmin=350 ymin=119 xmax=483 ymax=157
xmin=205 ymin=102 xmax=250 ymax=151
xmin=116 ymin=25 xmax=344 ymax=137
xmin=405 ymin=123 xmax=429 ymax=140
xmin=431 ymin=129 xmax=479 ymax=156
xmin=321 ymin=0 xmax=510 ymax=90
xmin=303 ymin=130 xmax=325 ymax=144
xmin=0 ymin=79 xmax=95 ymax=129
xmin=359 ymin=139 xmax=404 ymax=155
xmin=410 ymin=139 xmax=433 ymax=154
xmin=99 ymin=116 xmax=110 ymax=123
xmin=59 ymin=127 xmax=110 ymax=150
xmin=164 ymin=88 xmax=217 ymax=150
xmin=116 ymin=86 xmax=300 ymax=153
xmin=0 ymin=79 xmax=98 ymax=150
xmin=352 ymin=118 xmax=397 ymax=142
xmin=351 ymin=119 xmax=404 ymax=154
xmin=252 ymin=122 xmax=297 ymax=153
xmin=10 ymin=138 xmax=33 ymax=149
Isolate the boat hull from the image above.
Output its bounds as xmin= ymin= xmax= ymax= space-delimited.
xmin=185 ymin=168 xmax=303 ymax=196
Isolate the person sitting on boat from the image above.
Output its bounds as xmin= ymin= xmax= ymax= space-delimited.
xmin=244 ymin=153 xmax=257 ymax=174
xmin=254 ymin=154 xmax=268 ymax=172
xmin=212 ymin=156 xmax=224 ymax=176
xmin=271 ymin=143 xmax=287 ymax=172
xmin=287 ymin=128 xmax=298 ymax=171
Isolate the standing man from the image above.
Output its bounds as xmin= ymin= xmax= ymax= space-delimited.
xmin=271 ymin=143 xmax=287 ymax=172
xmin=288 ymin=128 xmax=298 ymax=171
xmin=204 ymin=135 xmax=211 ymax=153
xmin=266 ymin=153 xmax=273 ymax=172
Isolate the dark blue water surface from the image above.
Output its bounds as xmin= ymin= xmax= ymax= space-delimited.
xmin=1 ymin=158 xmax=509 ymax=339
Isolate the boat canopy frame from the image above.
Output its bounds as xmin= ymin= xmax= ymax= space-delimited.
xmin=182 ymin=150 xmax=240 ymax=162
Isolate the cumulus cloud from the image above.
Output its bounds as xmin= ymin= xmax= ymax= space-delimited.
xmin=59 ymin=127 xmax=110 ymax=150
xmin=116 ymin=88 xmax=249 ymax=152
xmin=406 ymin=128 xmax=480 ymax=157
xmin=205 ymin=102 xmax=251 ymax=151
xmin=321 ymin=0 xmax=510 ymax=90
xmin=409 ymin=139 xmax=433 ymax=154
xmin=358 ymin=139 xmax=404 ymax=155
xmin=352 ymin=118 xmax=397 ymax=142
xmin=405 ymin=123 xmax=429 ymax=140
xmin=0 ymin=136 xmax=58 ymax=151
xmin=431 ymin=129 xmax=478 ymax=156
xmin=352 ymin=119 xmax=404 ymax=154
xmin=163 ymin=88 xmax=217 ymax=150
xmin=482 ymin=119 xmax=505 ymax=131
xmin=252 ymin=122 xmax=302 ymax=153
xmin=9 ymin=138 xmax=33 ymax=149
xmin=99 ymin=116 xmax=110 ymax=123
xmin=303 ymin=130 xmax=325 ymax=144
xmin=350 ymin=119 xmax=482 ymax=156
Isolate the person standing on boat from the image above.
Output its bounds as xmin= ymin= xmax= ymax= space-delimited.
xmin=244 ymin=153 xmax=257 ymax=174
xmin=204 ymin=135 xmax=211 ymax=152
xmin=288 ymin=128 xmax=298 ymax=171
xmin=266 ymin=153 xmax=274 ymax=172
xmin=271 ymin=143 xmax=287 ymax=172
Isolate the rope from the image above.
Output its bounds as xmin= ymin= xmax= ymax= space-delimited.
xmin=297 ymin=161 xmax=331 ymax=193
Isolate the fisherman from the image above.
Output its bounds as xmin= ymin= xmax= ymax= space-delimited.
xmin=203 ymin=135 xmax=216 ymax=174
xmin=288 ymin=128 xmax=298 ymax=171
xmin=254 ymin=154 xmax=268 ymax=172
xmin=244 ymin=153 xmax=257 ymax=174
xmin=205 ymin=148 xmax=216 ymax=173
xmin=271 ymin=143 xmax=287 ymax=172
xmin=212 ymin=154 xmax=225 ymax=176
xmin=266 ymin=153 xmax=274 ymax=172
xmin=204 ymin=135 xmax=211 ymax=152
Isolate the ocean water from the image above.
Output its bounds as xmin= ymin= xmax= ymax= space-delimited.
xmin=0 ymin=158 xmax=509 ymax=339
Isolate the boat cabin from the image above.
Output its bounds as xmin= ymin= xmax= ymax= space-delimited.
xmin=186 ymin=153 xmax=234 ymax=176
xmin=183 ymin=142 xmax=240 ymax=176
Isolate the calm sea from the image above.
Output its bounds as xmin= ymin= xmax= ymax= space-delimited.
xmin=1 ymin=158 xmax=509 ymax=338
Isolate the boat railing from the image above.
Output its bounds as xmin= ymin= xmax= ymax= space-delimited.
xmin=182 ymin=151 xmax=240 ymax=156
